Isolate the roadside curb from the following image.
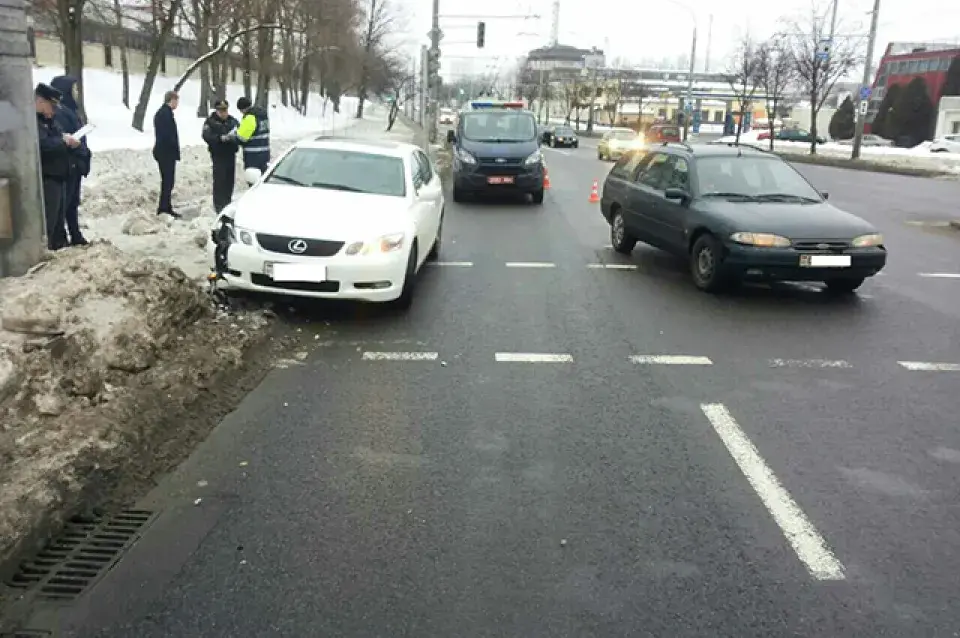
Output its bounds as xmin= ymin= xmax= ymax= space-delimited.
xmin=777 ymin=152 xmax=954 ymax=179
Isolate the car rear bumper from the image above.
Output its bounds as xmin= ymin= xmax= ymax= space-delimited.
xmin=552 ymin=139 xmax=578 ymax=146
xmin=721 ymin=244 xmax=887 ymax=281
xmin=207 ymin=239 xmax=407 ymax=302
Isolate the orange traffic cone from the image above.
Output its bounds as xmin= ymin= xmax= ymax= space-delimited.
xmin=588 ymin=179 xmax=600 ymax=203
xmin=543 ymin=167 xmax=551 ymax=190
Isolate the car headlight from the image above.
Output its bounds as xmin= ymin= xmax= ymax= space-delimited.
xmin=729 ymin=232 xmax=792 ymax=248
xmin=851 ymin=233 xmax=883 ymax=247
xmin=454 ymin=147 xmax=476 ymax=164
xmin=344 ymin=232 xmax=405 ymax=255
xmin=235 ymin=226 xmax=255 ymax=245
xmin=524 ymin=149 xmax=543 ymax=165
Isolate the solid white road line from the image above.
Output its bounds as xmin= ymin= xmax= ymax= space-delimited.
xmin=427 ymin=261 xmax=474 ymax=267
xmin=362 ymin=351 xmax=439 ymax=361
xmin=897 ymin=361 xmax=960 ymax=371
xmin=700 ymin=403 xmax=846 ymax=581
xmin=918 ymin=273 xmax=960 ymax=279
xmin=629 ymin=355 xmax=713 ymax=365
xmin=505 ymin=262 xmax=556 ymax=268
xmin=768 ymin=359 xmax=853 ymax=368
xmin=587 ymin=263 xmax=638 ymax=270
xmin=494 ymin=352 xmax=573 ymax=363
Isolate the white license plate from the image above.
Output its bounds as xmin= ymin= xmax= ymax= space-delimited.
xmin=800 ymin=254 xmax=851 ymax=268
xmin=264 ymin=262 xmax=327 ymax=282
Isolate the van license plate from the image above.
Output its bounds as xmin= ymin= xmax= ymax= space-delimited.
xmin=487 ymin=176 xmax=514 ymax=184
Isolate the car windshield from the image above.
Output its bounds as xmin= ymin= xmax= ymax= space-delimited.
xmin=555 ymin=127 xmax=575 ymax=136
xmin=695 ymin=156 xmax=823 ymax=203
xmin=462 ymin=111 xmax=537 ymax=142
xmin=611 ymin=130 xmax=636 ymax=140
xmin=266 ymin=147 xmax=406 ymax=197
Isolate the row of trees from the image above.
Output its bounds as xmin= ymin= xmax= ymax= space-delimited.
xmin=29 ymin=0 xmax=416 ymax=131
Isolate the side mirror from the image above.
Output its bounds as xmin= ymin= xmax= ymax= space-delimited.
xmin=446 ymin=130 xmax=456 ymax=144
xmin=820 ymin=191 xmax=829 ymax=200
xmin=664 ymin=187 xmax=689 ymax=202
xmin=244 ymin=167 xmax=262 ymax=185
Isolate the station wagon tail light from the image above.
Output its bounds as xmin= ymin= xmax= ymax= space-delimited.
xmin=729 ymin=232 xmax=791 ymax=248
xmin=344 ymin=233 xmax=405 ymax=255
xmin=851 ymin=233 xmax=883 ymax=247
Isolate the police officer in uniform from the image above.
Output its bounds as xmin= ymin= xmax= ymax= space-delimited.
xmin=35 ymin=83 xmax=79 ymax=250
xmin=235 ymin=96 xmax=270 ymax=172
xmin=202 ymin=99 xmax=240 ymax=213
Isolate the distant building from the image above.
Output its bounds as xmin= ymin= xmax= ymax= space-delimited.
xmin=866 ymin=42 xmax=960 ymax=130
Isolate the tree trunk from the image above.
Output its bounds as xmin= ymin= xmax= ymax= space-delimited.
xmin=809 ymin=87 xmax=818 ymax=155
xmin=767 ymin=98 xmax=777 ymax=151
xmin=132 ymin=0 xmax=182 ymax=131
xmin=387 ymin=99 xmax=398 ymax=130
xmin=242 ymin=24 xmax=253 ymax=96
xmin=59 ymin=0 xmax=86 ymax=120
xmin=196 ymin=30 xmax=210 ymax=116
xmin=356 ymin=0 xmax=378 ymax=119
xmin=111 ymin=0 xmax=129 ymax=108
xmin=299 ymin=52 xmax=311 ymax=116
xmin=254 ymin=21 xmax=274 ymax=108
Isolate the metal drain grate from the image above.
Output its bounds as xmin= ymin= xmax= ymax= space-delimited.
xmin=7 ymin=510 xmax=154 ymax=601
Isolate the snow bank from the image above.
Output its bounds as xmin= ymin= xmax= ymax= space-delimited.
xmin=0 ymin=242 xmax=268 ymax=569
xmin=33 ymin=66 xmax=360 ymax=152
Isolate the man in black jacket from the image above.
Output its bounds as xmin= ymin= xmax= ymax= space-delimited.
xmin=35 ymin=83 xmax=80 ymax=250
xmin=152 ymin=90 xmax=181 ymax=218
xmin=202 ymin=99 xmax=240 ymax=213
xmin=50 ymin=75 xmax=92 ymax=245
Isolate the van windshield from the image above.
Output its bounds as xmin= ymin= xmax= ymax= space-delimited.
xmin=461 ymin=111 xmax=537 ymax=143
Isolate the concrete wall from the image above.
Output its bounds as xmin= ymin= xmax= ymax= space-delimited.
xmin=33 ymin=36 xmax=266 ymax=87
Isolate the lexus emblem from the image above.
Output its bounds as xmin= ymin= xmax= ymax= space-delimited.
xmin=495 ymin=157 xmax=506 ymax=163
xmin=288 ymin=239 xmax=308 ymax=253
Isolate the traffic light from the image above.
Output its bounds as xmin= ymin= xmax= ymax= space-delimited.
xmin=476 ymin=21 xmax=485 ymax=48
xmin=427 ymin=48 xmax=440 ymax=76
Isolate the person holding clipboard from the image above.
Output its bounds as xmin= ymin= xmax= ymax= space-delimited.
xmin=50 ymin=75 xmax=92 ymax=246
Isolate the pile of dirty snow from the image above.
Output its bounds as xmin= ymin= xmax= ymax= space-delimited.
xmin=0 ymin=243 xmax=268 ymax=568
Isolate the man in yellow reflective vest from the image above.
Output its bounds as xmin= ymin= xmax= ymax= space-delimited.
xmin=235 ymin=96 xmax=270 ymax=172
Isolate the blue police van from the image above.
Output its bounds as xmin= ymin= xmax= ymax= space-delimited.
xmin=446 ymin=101 xmax=545 ymax=205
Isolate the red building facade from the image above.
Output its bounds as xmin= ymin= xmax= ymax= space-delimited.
xmin=866 ymin=42 xmax=959 ymax=132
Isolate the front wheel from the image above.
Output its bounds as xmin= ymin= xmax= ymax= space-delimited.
xmin=428 ymin=213 xmax=443 ymax=260
xmin=825 ymin=277 xmax=865 ymax=293
xmin=392 ymin=246 xmax=418 ymax=310
xmin=609 ymin=210 xmax=637 ymax=254
xmin=690 ymin=234 xmax=729 ymax=292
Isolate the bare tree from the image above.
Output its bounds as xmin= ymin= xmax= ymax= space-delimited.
xmin=374 ymin=54 xmax=415 ymax=131
xmin=130 ymin=0 xmax=182 ymax=131
xmin=725 ymin=36 xmax=761 ymax=144
xmin=354 ymin=0 xmax=398 ymax=119
xmin=754 ymin=39 xmax=795 ymax=151
xmin=784 ymin=11 xmax=860 ymax=154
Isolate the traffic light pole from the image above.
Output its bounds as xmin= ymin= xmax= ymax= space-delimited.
xmin=851 ymin=0 xmax=880 ymax=160
xmin=427 ymin=0 xmax=441 ymax=144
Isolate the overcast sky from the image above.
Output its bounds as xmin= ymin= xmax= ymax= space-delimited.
xmin=394 ymin=0 xmax=960 ymax=79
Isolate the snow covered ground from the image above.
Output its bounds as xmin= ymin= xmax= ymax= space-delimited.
xmin=33 ymin=66 xmax=359 ymax=152
xmin=714 ymin=130 xmax=960 ymax=175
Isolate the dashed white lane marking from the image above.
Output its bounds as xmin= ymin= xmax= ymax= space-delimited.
xmin=629 ymin=355 xmax=713 ymax=365
xmin=587 ymin=263 xmax=638 ymax=270
xmin=768 ymin=359 xmax=852 ymax=368
xmin=918 ymin=273 xmax=960 ymax=279
xmin=505 ymin=261 xmax=556 ymax=268
xmin=700 ymin=403 xmax=846 ymax=581
xmin=495 ymin=352 xmax=573 ymax=363
xmin=427 ymin=261 xmax=473 ymax=267
xmin=362 ymin=351 xmax=439 ymax=361
xmin=897 ymin=361 xmax=960 ymax=371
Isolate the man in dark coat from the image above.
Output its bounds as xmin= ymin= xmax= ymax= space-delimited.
xmin=50 ymin=75 xmax=91 ymax=245
xmin=202 ymin=99 xmax=240 ymax=213
xmin=35 ymin=83 xmax=80 ymax=250
xmin=152 ymin=90 xmax=181 ymax=218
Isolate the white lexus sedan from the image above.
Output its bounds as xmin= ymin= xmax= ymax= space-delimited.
xmin=207 ymin=137 xmax=444 ymax=308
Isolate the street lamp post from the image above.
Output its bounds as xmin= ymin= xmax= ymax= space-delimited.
xmin=683 ymin=24 xmax=697 ymax=141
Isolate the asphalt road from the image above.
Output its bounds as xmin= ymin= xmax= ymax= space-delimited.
xmin=39 ymin=142 xmax=960 ymax=636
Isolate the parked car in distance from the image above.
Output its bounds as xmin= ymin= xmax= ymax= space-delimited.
xmin=930 ymin=134 xmax=960 ymax=153
xmin=775 ymin=128 xmax=827 ymax=144
xmin=646 ymin=123 xmax=681 ymax=144
xmin=599 ymin=143 xmax=886 ymax=293
xmin=836 ymin=134 xmax=893 ymax=147
xmin=439 ymin=108 xmax=455 ymax=125
xmin=542 ymin=125 xmax=579 ymax=148
xmin=598 ymin=128 xmax=644 ymax=161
